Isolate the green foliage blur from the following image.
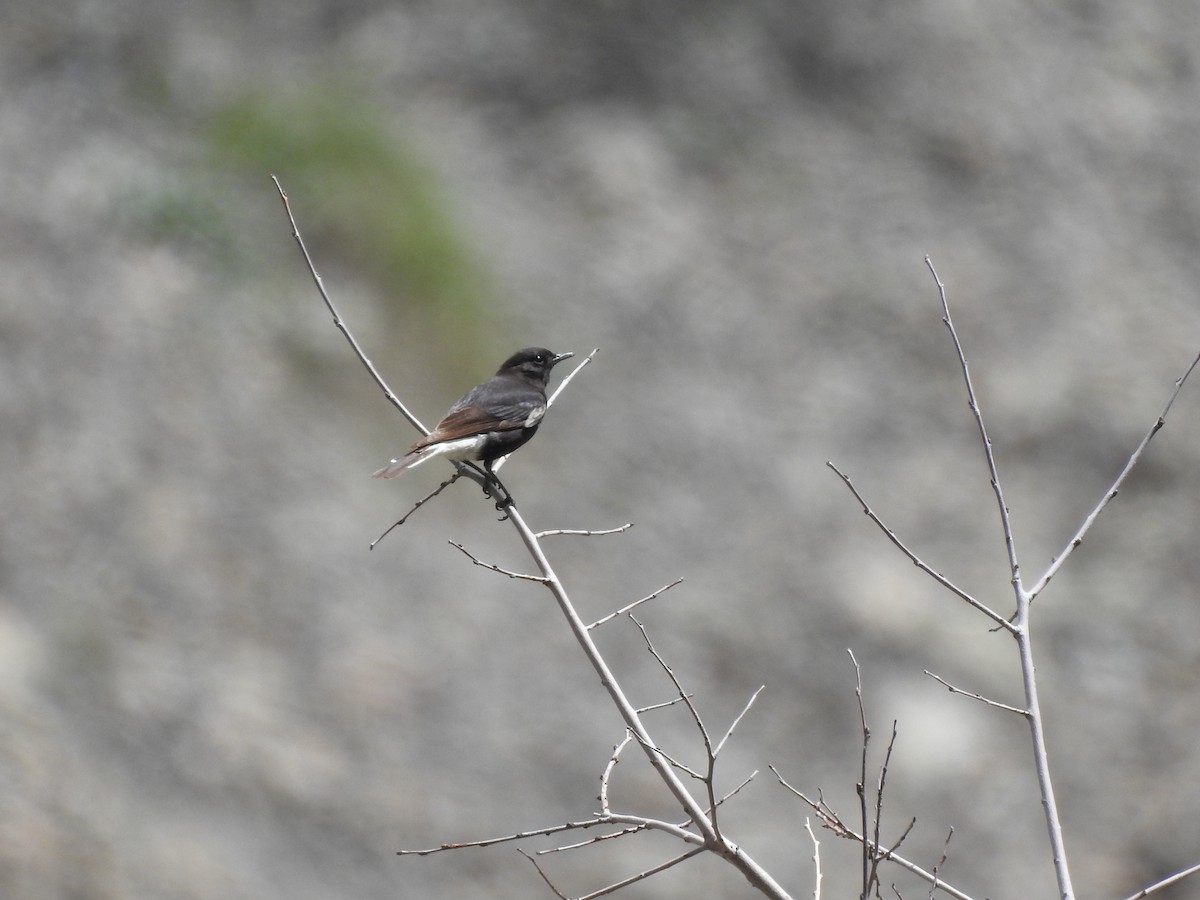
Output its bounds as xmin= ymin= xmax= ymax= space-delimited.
xmin=210 ymin=87 xmax=493 ymax=369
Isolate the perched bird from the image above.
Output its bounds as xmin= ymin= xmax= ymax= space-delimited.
xmin=372 ymin=347 xmax=574 ymax=481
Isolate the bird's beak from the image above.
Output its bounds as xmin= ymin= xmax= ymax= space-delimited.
xmin=552 ymin=352 xmax=575 ymax=366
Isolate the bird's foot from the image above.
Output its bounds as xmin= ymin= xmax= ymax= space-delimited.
xmin=484 ymin=472 xmax=515 ymax=518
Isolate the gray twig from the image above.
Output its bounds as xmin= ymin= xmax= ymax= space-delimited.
xmin=924 ymin=670 xmax=1027 ymax=716
xmin=448 ymin=541 xmax=549 ymax=582
xmin=588 ymin=578 xmax=684 ymax=630
xmin=1026 ymin=350 xmax=1200 ymax=602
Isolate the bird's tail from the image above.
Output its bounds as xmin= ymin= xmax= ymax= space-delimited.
xmin=371 ymin=445 xmax=442 ymax=479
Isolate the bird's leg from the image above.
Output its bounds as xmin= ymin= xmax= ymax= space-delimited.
xmin=483 ymin=461 xmax=515 ymax=518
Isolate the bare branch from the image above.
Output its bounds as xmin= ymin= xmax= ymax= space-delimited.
xmin=827 ymin=462 xmax=1013 ymax=631
xmin=925 ymin=257 xmax=1023 ymax=600
xmin=608 ymin=813 xmax=705 ymax=845
xmin=804 ymin=818 xmax=822 ymax=900
xmin=542 ymin=824 xmax=648 ymax=854
xmin=770 ymin=767 xmax=978 ymax=900
xmin=546 ymin=812 xmax=703 ymax=853
xmin=518 ymin=847 xmax=570 ymax=899
xmin=535 ymin=524 xmax=634 ymax=539
xmin=850 ymin=650 xmax=872 ymax=898
xmin=283 ymin=178 xmax=792 ymax=898
xmin=629 ymin=614 xmax=723 ymax=833
xmin=277 ymin=180 xmax=792 ymax=897
xmin=629 ymin=616 xmax=712 ymax=750
xmin=1026 ymin=350 xmax=1200 ymax=602
xmin=928 ymin=828 xmax=954 ymax=900
xmin=587 ymin=578 xmax=684 ymax=630
xmin=1122 ymin=860 xmax=1200 ymax=900
xmin=627 ymin=727 xmax=704 ymax=780
xmin=505 ymin=508 xmax=770 ymax=887
xmin=924 ymin=670 xmax=1028 ymax=716
xmin=599 ymin=733 xmax=633 ymax=814
xmin=879 ymin=814 xmax=917 ymax=863
xmin=400 ymin=819 xmax=615 ymax=856
xmin=927 ymin=257 xmax=1076 ymax=899
xmin=636 ymin=694 xmax=693 ymax=714
xmin=370 ymin=471 xmax=463 ymax=549
xmin=715 ymin=770 xmax=758 ymax=807
xmin=448 ymin=541 xmax=549 ymax=582
xmin=548 ymin=348 xmax=599 ymax=406
xmin=273 ymin=176 xmax=428 ymax=436
xmin=871 ymin=723 xmax=909 ymax=894
xmin=574 ymin=848 xmax=706 ymax=900
xmin=714 ymin=685 xmax=765 ymax=757
xmin=273 ymin=175 xmax=505 ymax=516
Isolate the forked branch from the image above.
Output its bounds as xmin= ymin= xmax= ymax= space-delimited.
xmin=275 ymin=177 xmax=792 ymax=899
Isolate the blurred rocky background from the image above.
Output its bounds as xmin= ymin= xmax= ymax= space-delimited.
xmin=4 ymin=1 xmax=1200 ymax=898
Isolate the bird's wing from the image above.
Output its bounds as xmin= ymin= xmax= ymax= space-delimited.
xmin=412 ymin=382 xmax=546 ymax=450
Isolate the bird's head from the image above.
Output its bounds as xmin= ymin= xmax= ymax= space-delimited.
xmin=499 ymin=347 xmax=574 ymax=385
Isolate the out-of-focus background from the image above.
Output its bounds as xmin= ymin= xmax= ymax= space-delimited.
xmin=4 ymin=2 xmax=1200 ymax=898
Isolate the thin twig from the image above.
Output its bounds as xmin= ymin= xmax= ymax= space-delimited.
xmin=714 ymin=685 xmax=765 ymax=757
xmin=273 ymin=173 xmax=500 ymax=532
xmin=871 ymin=722 xmax=909 ymax=896
xmin=548 ymin=348 xmax=599 ymax=406
xmin=627 ymin=728 xmax=705 ymax=780
xmin=535 ymin=524 xmax=634 ymax=539
xmin=573 ymin=848 xmax=706 ymax=900
xmin=664 ymin=771 xmax=760 ymax=835
xmin=629 ymin=616 xmax=711 ymax=751
xmin=543 ymin=824 xmax=648 ymax=854
xmin=1026 ymin=350 xmax=1200 ymax=601
xmin=370 ymin=471 xmax=462 ymax=549
xmin=866 ymin=727 xmax=912 ymax=899
xmin=448 ymin=541 xmax=549 ymax=582
xmin=1122 ymin=859 xmax=1200 ymax=899
xmin=517 ymin=848 xmax=570 ymax=900
xmin=804 ymin=818 xmax=822 ymax=900
xmin=770 ymin=767 xmax=977 ymax=900
xmin=924 ymin=670 xmax=1028 ymax=716
xmin=601 ymin=813 xmax=704 ymax=845
xmin=715 ymin=771 xmax=758 ymax=808
xmin=879 ymin=814 xmax=917 ymax=863
xmin=600 ymin=733 xmax=633 ymax=814
xmin=400 ymin=819 xmax=615 ymax=855
xmin=587 ymin=578 xmax=684 ymax=630
xmin=926 ymin=257 xmax=1023 ymax=600
xmin=273 ymin=175 xmax=428 ymax=435
xmin=928 ymin=828 xmax=954 ymax=900
xmin=827 ymin=462 xmax=1013 ymax=631
xmin=850 ymin=650 xmax=872 ymax=898
xmin=636 ymin=695 xmax=693 ymax=714
xmin=629 ymin=613 xmax=722 ymax=834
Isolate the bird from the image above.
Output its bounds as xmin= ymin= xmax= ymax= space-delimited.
xmin=372 ymin=347 xmax=574 ymax=483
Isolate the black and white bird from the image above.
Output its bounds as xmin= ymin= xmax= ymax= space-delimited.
xmin=372 ymin=347 xmax=573 ymax=480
